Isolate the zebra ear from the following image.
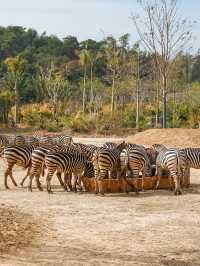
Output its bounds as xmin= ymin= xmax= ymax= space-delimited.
xmin=117 ymin=141 xmax=126 ymax=150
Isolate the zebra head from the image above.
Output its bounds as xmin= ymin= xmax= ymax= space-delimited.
xmin=152 ymin=144 xmax=167 ymax=152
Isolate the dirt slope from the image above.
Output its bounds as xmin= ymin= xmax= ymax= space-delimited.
xmin=127 ymin=128 xmax=200 ymax=148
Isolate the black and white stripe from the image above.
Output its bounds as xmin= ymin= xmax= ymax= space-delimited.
xmin=0 ymin=135 xmax=9 ymax=155
xmin=93 ymin=141 xmax=126 ymax=195
xmin=45 ymin=150 xmax=92 ymax=193
xmin=14 ymin=135 xmax=26 ymax=146
xmin=122 ymin=144 xmax=152 ymax=192
xmin=3 ymin=144 xmax=38 ymax=189
xmin=153 ymin=144 xmax=187 ymax=195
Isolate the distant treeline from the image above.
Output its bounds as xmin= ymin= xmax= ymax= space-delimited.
xmin=0 ymin=26 xmax=200 ymax=132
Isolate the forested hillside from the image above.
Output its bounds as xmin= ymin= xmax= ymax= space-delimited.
xmin=0 ymin=25 xmax=200 ymax=133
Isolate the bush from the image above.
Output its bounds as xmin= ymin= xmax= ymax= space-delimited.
xmin=47 ymin=125 xmax=61 ymax=132
xmin=65 ymin=112 xmax=96 ymax=133
xmin=20 ymin=103 xmax=53 ymax=128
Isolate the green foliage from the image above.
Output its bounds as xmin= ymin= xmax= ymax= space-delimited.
xmin=0 ymin=26 xmax=200 ymax=130
xmin=66 ymin=112 xmax=95 ymax=133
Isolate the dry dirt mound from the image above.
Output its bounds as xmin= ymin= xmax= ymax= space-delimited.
xmin=127 ymin=128 xmax=200 ymax=148
xmin=0 ymin=204 xmax=41 ymax=253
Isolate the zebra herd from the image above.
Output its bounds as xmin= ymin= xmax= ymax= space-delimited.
xmin=0 ymin=133 xmax=200 ymax=196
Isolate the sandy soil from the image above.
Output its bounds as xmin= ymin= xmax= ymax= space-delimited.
xmin=0 ymin=134 xmax=200 ymax=265
xmin=127 ymin=128 xmax=200 ymax=148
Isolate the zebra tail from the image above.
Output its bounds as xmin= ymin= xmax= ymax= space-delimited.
xmin=41 ymin=162 xmax=45 ymax=177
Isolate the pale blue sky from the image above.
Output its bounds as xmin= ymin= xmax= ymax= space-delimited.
xmin=0 ymin=0 xmax=199 ymax=50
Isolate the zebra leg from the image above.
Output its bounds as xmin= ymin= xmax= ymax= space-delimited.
xmin=4 ymin=162 xmax=16 ymax=189
xmin=28 ymin=172 xmax=35 ymax=192
xmin=64 ymin=173 xmax=72 ymax=191
xmin=169 ymin=176 xmax=174 ymax=191
xmin=20 ymin=165 xmax=31 ymax=187
xmin=97 ymin=169 xmax=106 ymax=195
xmin=72 ymin=174 xmax=78 ymax=192
xmin=97 ymin=179 xmax=104 ymax=196
xmin=35 ymin=173 xmax=43 ymax=191
xmin=46 ymin=173 xmax=53 ymax=194
xmin=9 ymin=170 xmax=18 ymax=187
xmin=77 ymin=175 xmax=83 ymax=192
xmin=154 ymin=166 xmax=162 ymax=191
xmin=173 ymin=175 xmax=182 ymax=195
xmin=56 ymin=172 xmax=66 ymax=190
xmin=94 ymin=167 xmax=99 ymax=194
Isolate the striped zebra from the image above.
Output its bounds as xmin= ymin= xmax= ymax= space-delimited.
xmin=26 ymin=144 xmax=80 ymax=192
xmin=179 ymin=148 xmax=200 ymax=169
xmin=74 ymin=143 xmax=98 ymax=162
xmin=54 ymin=134 xmax=73 ymax=145
xmin=103 ymin=142 xmax=118 ymax=149
xmin=145 ymin=147 xmax=158 ymax=176
xmin=93 ymin=141 xmax=126 ymax=195
xmin=45 ymin=151 xmax=93 ymax=193
xmin=3 ymin=143 xmax=38 ymax=189
xmin=0 ymin=135 xmax=9 ymax=155
xmin=121 ymin=144 xmax=153 ymax=193
xmin=14 ymin=135 xmax=26 ymax=146
xmin=27 ymin=136 xmax=40 ymax=146
xmin=178 ymin=148 xmax=200 ymax=186
xmin=152 ymin=144 xmax=187 ymax=195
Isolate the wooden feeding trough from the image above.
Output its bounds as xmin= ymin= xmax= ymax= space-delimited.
xmin=82 ymin=176 xmax=190 ymax=193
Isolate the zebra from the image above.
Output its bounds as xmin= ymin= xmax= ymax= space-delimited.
xmin=92 ymin=141 xmax=126 ymax=195
xmin=152 ymin=144 xmax=187 ymax=195
xmin=178 ymin=148 xmax=200 ymax=186
xmin=3 ymin=143 xmax=38 ymax=189
xmin=54 ymin=134 xmax=73 ymax=145
xmin=74 ymin=143 xmax=98 ymax=162
xmin=45 ymin=151 xmax=93 ymax=193
xmin=121 ymin=144 xmax=153 ymax=193
xmin=14 ymin=135 xmax=26 ymax=146
xmin=0 ymin=135 xmax=9 ymax=155
xmin=26 ymin=144 xmax=80 ymax=192
xmin=145 ymin=147 xmax=158 ymax=176
xmin=103 ymin=142 xmax=118 ymax=149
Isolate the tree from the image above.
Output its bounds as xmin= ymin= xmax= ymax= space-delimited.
xmin=39 ymin=63 xmax=69 ymax=123
xmin=79 ymin=49 xmax=90 ymax=112
xmin=0 ymin=89 xmax=15 ymax=124
xmin=133 ymin=0 xmax=192 ymax=128
xmin=5 ymin=55 xmax=27 ymax=126
xmin=104 ymin=36 xmax=127 ymax=115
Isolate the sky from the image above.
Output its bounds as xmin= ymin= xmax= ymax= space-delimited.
xmin=0 ymin=0 xmax=199 ymax=50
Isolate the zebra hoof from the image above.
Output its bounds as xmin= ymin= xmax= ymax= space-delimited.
xmin=5 ymin=186 xmax=10 ymax=189
xmin=20 ymin=182 xmax=24 ymax=187
xmin=38 ymin=187 xmax=43 ymax=191
xmin=174 ymin=190 xmax=182 ymax=195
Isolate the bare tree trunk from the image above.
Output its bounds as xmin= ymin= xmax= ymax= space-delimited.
xmin=136 ymin=49 xmax=140 ymax=131
xmin=111 ymin=75 xmax=115 ymax=115
xmin=155 ymin=78 xmax=160 ymax=128
xmin=172 ymin=85 xmax=176 ymax=128
xmin=82 ymin=67 xmax=86 ymax=112
xmin=90 ymin=65 xmax=93 ymax=116
xmin=162 ymin=75 xmax=167 ymax=128
xmin=14 ymin=80 xmax=19 ymax=127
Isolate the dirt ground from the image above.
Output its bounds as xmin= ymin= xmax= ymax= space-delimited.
xmin=0 ymin=134 xmax=200 ymax=265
